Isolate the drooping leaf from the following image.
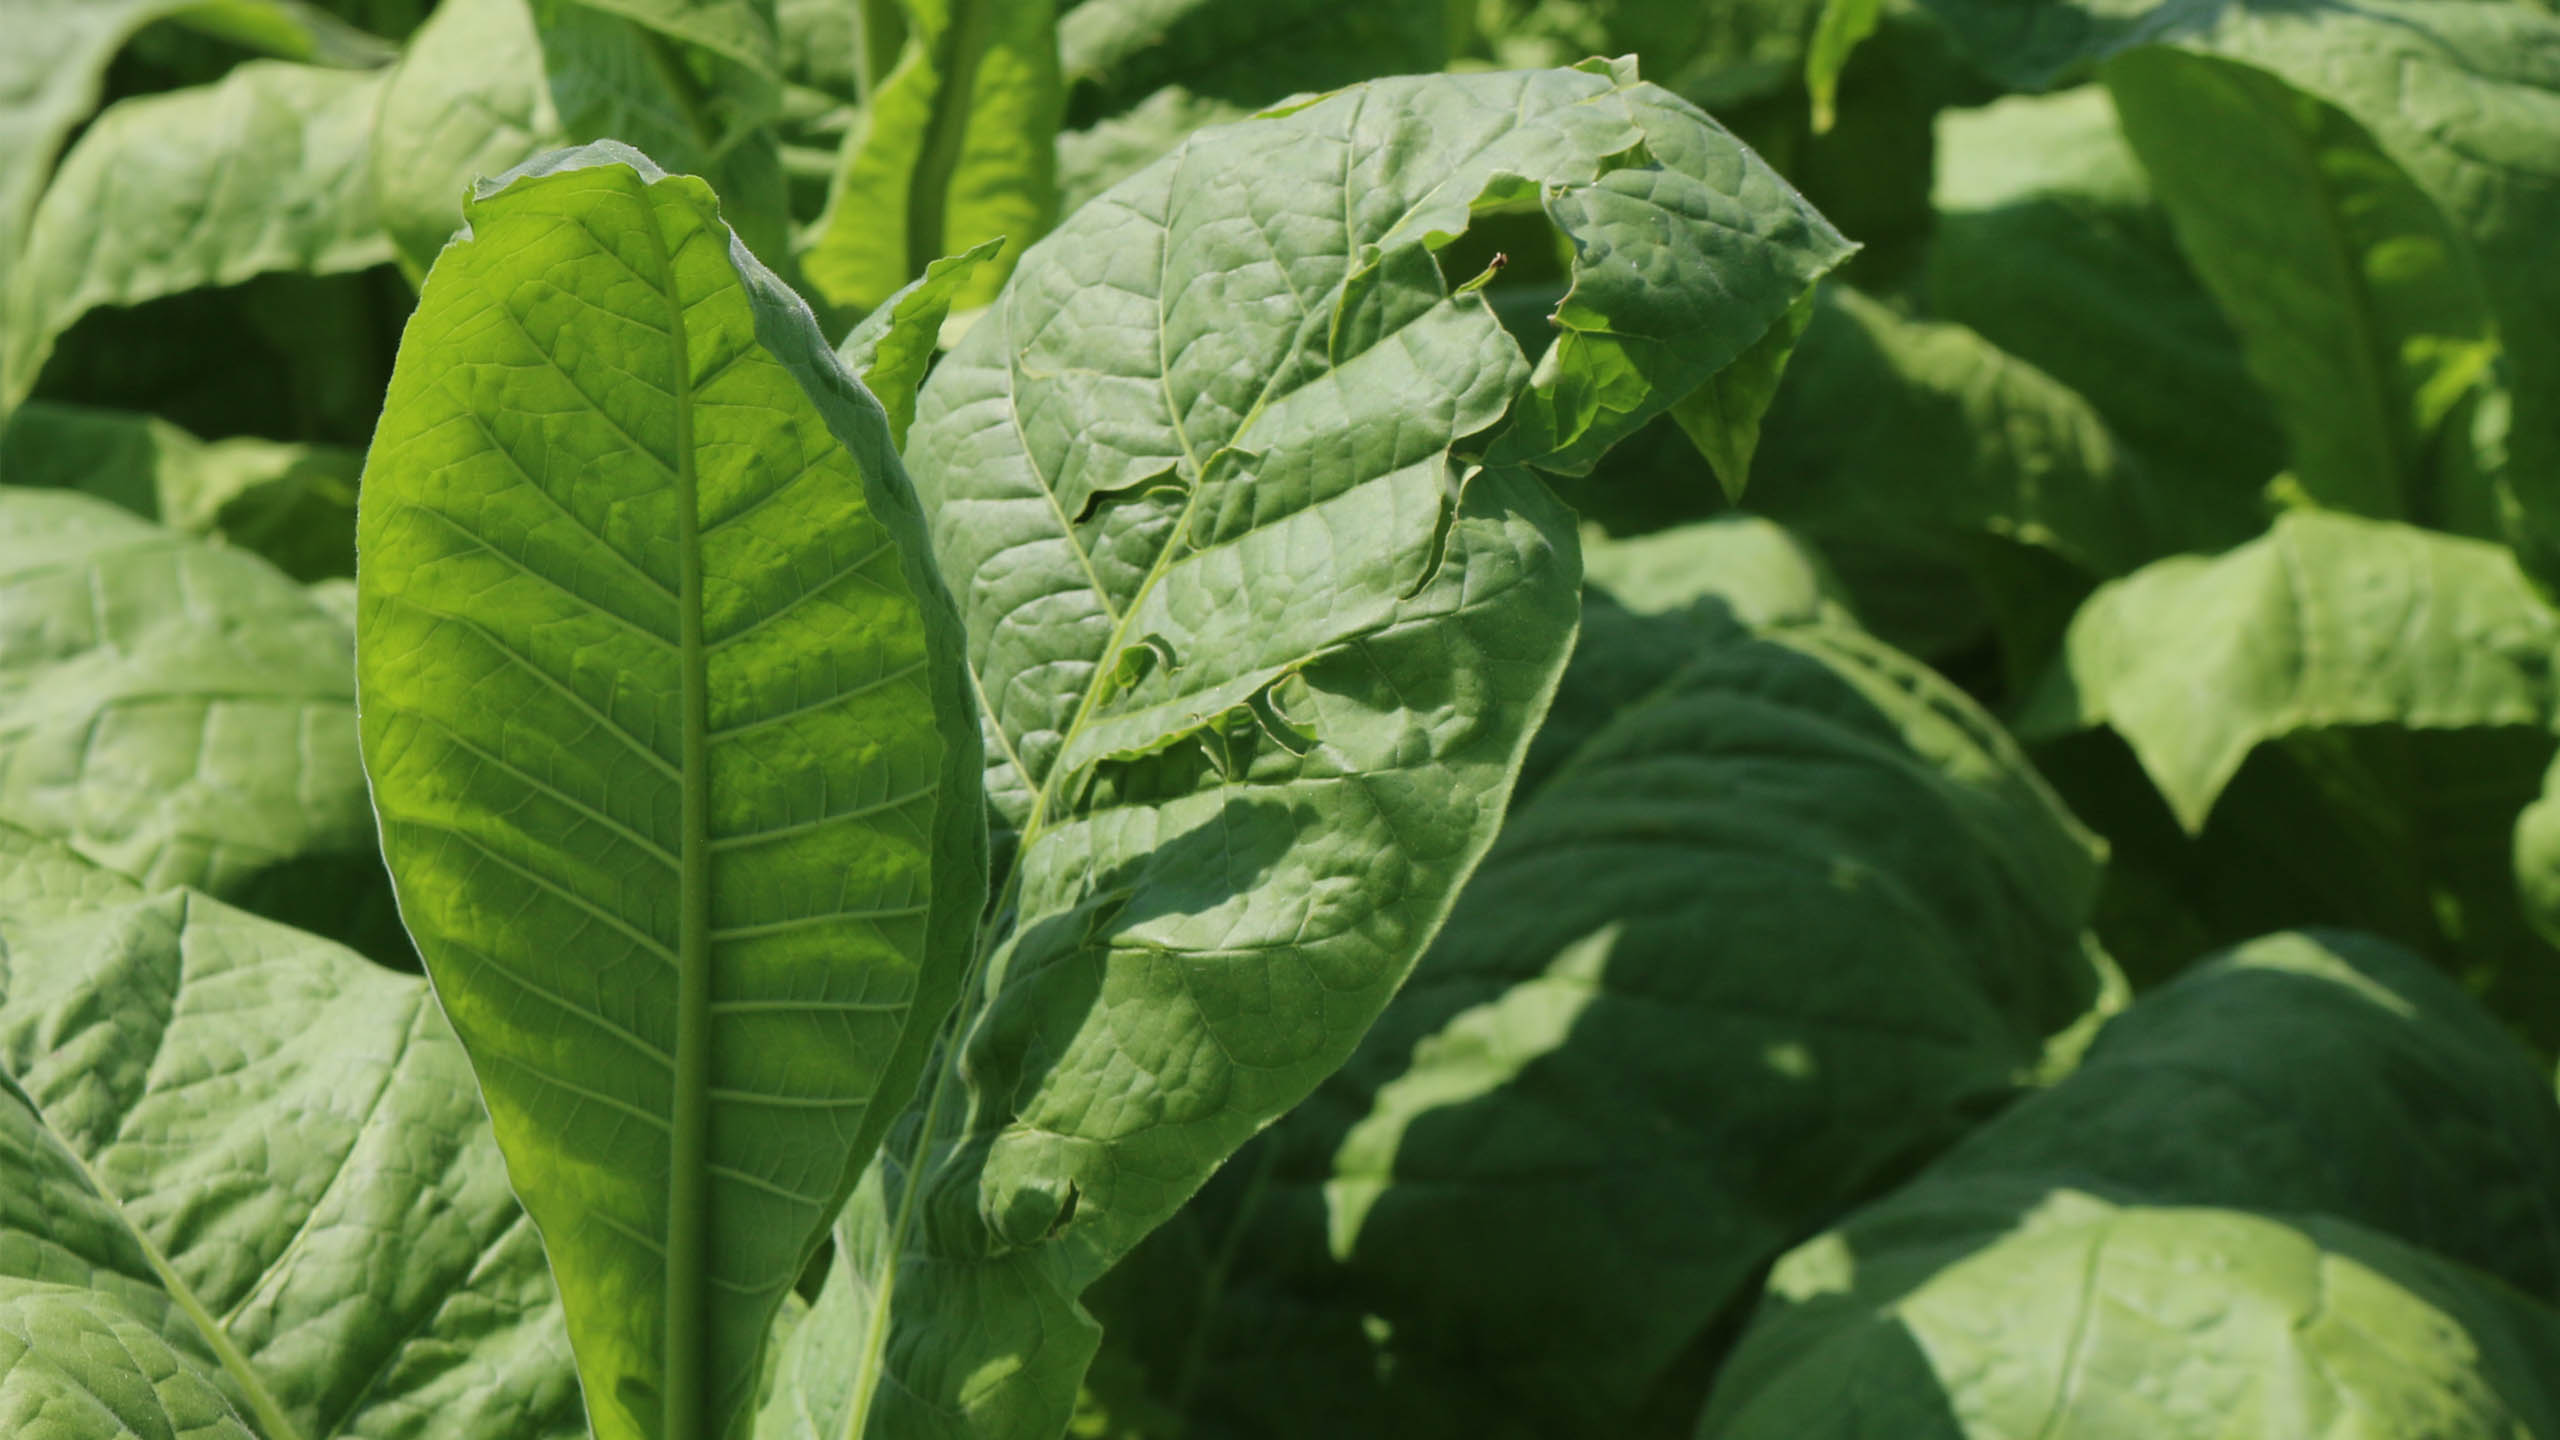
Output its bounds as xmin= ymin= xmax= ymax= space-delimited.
xmin=2021 ymin=508 xmax=2560 ymax=832
xmin=0 ymin=829 xmax=587 ymax=1440
xmin=833 ymin=237 xmax=1004 ymax=449
xmin=355 ymin=141 xmax=985 ymax=1440
xmin=0 ymin=0 xmax=203 ymax=277
xmin=371 ymin=0 xmax=793 ymax=278
xmin=2104 ymin=47 xmax=2504 ymax=530
xmin=0 ymin=60 xmax=392 ymax=419
xmin=0 ymin=488 xmax=399 ymax=961
xmin=1077 ymin=586 xmax=2119 ymax=1439
xmin=1926 ymin=85 xmax=2280 ymax=546
xmin=797 ymin=0 xmax=1060 ymax=314
xmin=1699 ymin=930 xmax=2560 ymax=1437
xmin=1670 ymin=286 xmax=1815 ymax=503
xmin=1909 ymin=0 xmax=2560 ymax=588
xmin=761 ymin=66 xmax=1855 ymax=1440
xmin=0 ymin=402 xmax=359 ymax=581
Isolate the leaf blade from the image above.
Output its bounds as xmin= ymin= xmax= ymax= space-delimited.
xmin=356 ymin=142 xmax=984 ymax=1440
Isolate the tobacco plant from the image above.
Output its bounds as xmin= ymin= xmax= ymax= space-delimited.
xmin=6 ymin=0 xmax=2560 ymax=1437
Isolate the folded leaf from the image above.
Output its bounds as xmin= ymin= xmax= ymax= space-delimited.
xmin=799 ymin=0 xmax=1060 ymax=314
xmin=0 ymin=831 xmax=586 ymax=1440
xmin=833 ymin=237 xmax=1004 ymax=449
xmin=356 ymin=142 xmax=984 ymax=1440
xmin=0 ymin=0 xmax=204 ymax=278
xmin=1 ymin=60 xmax=392 ymax=418
xmin=0 ymin=488 xmax=394 ymax=957
xmin=2021 ymin=509 xmax=2560 ymax=830
xmin=764 ymin=64 xmax=1855 ymax=1440
xmin=1701 ymin=930 xmax=2560 ymax=1437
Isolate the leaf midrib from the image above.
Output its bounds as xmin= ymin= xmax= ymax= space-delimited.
xmin=633 ymin=179 xmax=718 ymax=1440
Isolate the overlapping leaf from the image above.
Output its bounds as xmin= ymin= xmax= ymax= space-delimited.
xmin=356 ymin=143 xmax=982 ymax=1440
xmin=2022 ymin=508 xmax=2560 ymax=831
xmin=764 ymin=67 xmax=1850 ymax=1439
xmin=1910 ymin=0 xmax=2560 ymax=585
xmin=1700 ymin=930 xmax=2560 ymax=1437
xmin=0 ymin=828 xmax=585 ymax=1440
xmin=0 ymin=488 xmax=394 ymax=957
xmin=1074 ymin=563 xmax=2118 ymax=1439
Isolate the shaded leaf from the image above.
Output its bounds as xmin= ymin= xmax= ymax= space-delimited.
xmin=1701 ymin=930 xmax=2560 ymax=1438
xmin=2021 ymin=509 xmax=2560 ymax=831
xmin=1 ymin=60 xmax=391 ymax=418
xmin=1080 ymin=590 xmax=2118 ymax=1440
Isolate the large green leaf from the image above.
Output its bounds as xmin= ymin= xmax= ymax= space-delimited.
xmin=1926 ymin=85 xmax=2280 ymax=543
xmin=0 ymin=402 xmax=359 ymax=581
xmin=798 ymin=0 xmax=1060 ymax=314
xmin=0 ymin=829 xmax=586 ymax=1440
xmin=2021 ymin=508 xmax=2560 ymax=832
xmin=1909 ymin=0 xmax=2560 ymax=587
xmin=0 ymin=488 xmax=397 ymax=959
xmin=0 ymin=60 xmax=392 ymax=419
xmin=1699 ymin=930 xmax=2560 ymax=1437
xmin=355 ymin=142 xmax=984 ymax=1440
xmin=1076 ymin=576 xmax=2119 ymax=1439
xmin=761 ymin=63 xmax=1851 ymax=1440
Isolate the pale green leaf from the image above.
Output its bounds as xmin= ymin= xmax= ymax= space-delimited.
xmin=356 ymin=141 xmax=985 ymax=1440
xmin=1 ymin=60 xmax=392 ymax=417
xmin=798 ymin=0 xmax=1060 ymax=314
xmin=2021 ymin=509 xmax=2560 ymax=831
xmin=371 ymin=0 xmax=564 ymax=274
xmin=1701 ymin=931 xmax=2560 ymax=1437
xmin=0 ymin=832 xmax=586 ymax=1440
xmin=372 ymin=0 xmax=793 ymax=276
xmin=765 ymin=62 xmax=1856 ymax=1440
xmin=0 ymin=402 xmax=359 ymax=581
xmin=833 ymin=237 xmax=1003 ymax=449
xmin=0 ymin=489 xmax=395 ymax=956
xmin=0 ymin=0 xmax=200 ymax=272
